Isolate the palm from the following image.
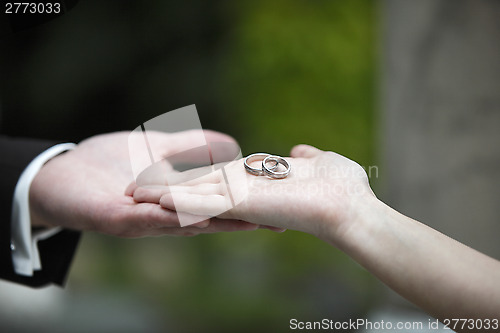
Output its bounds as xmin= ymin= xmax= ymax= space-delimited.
xmin=229 ymin=152 xmax=371 ymax=237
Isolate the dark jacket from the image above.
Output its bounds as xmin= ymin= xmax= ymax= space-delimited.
xmin=0 ymin=136 xmax=80 ymax=287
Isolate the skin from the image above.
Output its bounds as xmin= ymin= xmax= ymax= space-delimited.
xmin=29 ymin=130 xmax=261 ymax=238
xmin=129 ymin=144 xmax=500 ymax=331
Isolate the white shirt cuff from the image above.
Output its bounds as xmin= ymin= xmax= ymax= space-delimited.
xmin=10 ymin=143 xmax=76 ymax=277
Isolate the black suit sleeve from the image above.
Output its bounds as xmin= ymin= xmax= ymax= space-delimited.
xmin=0 ymin=136 xmax=80 ymax=288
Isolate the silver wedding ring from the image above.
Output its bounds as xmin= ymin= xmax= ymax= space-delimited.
xmin=262 ymin=155 xmax=291 ymax=179
xmin=244 ymin=153 xmax=278 ymax=176
xmin=244 ymin=153 xmax=291 ymax=179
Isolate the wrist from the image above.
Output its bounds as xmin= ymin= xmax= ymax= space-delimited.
xmin=320 ymin=192 xmax=386 ymax=252
xmin=29 ymin=198 xmax=53 ymax=228
xmin=29 ymin=145 xmax=76 ymax=228
xmin=29 ymin=163 xmax=56 ymax=228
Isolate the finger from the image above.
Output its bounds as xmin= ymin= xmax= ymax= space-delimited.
xmin=169 ymin=166 xmax=225 ymax=187
xmin=147 ymin=218 xmax=258 ymax=237
xmin=258 ymin=225 xmax=287 ymax=233
xmin=187 ymin=218 xmax=259 ymax=233
xmin=119 ymin=201 xmax=214 ymax=234
xmin=123 ymin=197 xmax=212 ymax=228
xmin=290 ymin=144 xmax=323 ymax=158
xmin=203 ymin=129 xmax=237 ymax=146
xmin=175 ymin=212 xmax=213 ymax=227
xmin=191 ymin=220 xmax=211 ymax=228
xmin=133 ymin=185 xmax=170 ymax=203
xmin=135 ymin=160 xmax=219 ymax=187
xmin=134 ymin=183 xmax=223 ymax=204
xmin=112 ymin=202 xmax=182 ymax=237
xmin=135 ymin=159 xmax=171 ymax=186
xmin=160 ymin=192 xmax=229 ymax=217
xmin=125 ymin=182 xmax=138 ymax=196
xmin=170 ymin=183 xmax=223 ymax=195
xmin=148 ymin=129 xmax=237 ymax=164
xmin=167 ymin=165 xmax=222 ymax=185
xmin=116 ymin=196 xmax=258 ymax=237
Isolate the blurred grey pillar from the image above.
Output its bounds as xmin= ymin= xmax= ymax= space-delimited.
xmin=382 ymin=0 xmax=500 ymax=261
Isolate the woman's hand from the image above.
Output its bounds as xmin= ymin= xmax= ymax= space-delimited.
xmin=130 ymin=144 xmax=376 ymax=245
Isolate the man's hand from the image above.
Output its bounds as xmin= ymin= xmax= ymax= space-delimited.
xmin=29 ymin=130 xmax=258 ymax=238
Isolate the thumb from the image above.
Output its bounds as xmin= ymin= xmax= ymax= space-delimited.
xmin=290 ymin=144 xmax=323 ymax=158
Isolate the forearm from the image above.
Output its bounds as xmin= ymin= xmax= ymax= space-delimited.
xmin=333 ymin=196 xmax=500 ymax=324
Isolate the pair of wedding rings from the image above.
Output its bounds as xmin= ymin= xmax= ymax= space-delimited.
xmin=244 ymin=153 xmax=291 ymax=179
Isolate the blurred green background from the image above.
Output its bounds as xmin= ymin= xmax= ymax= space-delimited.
xmin=1 ymin=0 xmax=379 ymax=331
